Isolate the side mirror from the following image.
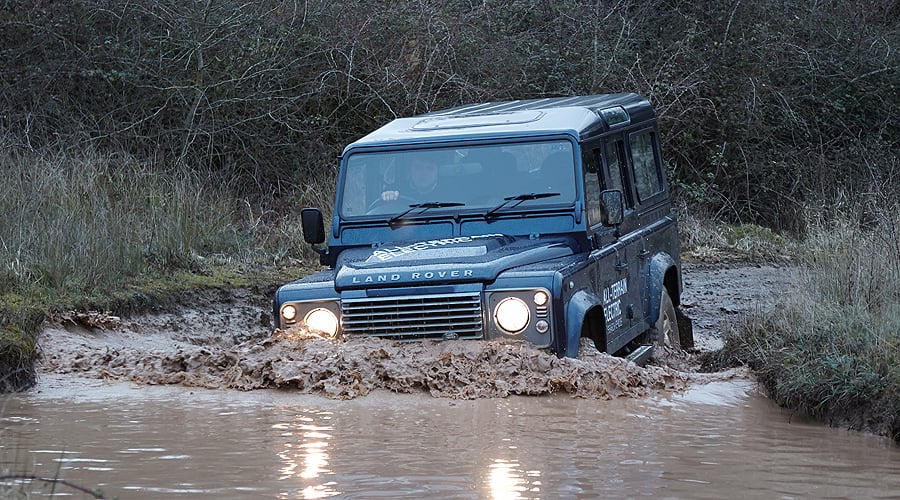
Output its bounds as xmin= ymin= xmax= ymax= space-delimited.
xmin=301 ymin=208 xmax=326 ymax=244
xmin=600 ymin=189 xmax=624 ymax=226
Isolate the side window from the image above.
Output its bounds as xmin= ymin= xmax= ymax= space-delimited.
xmin=603 ymin=139 xmax=633 ymax=209
xmin=582 ymin=147 xmax=602 ymax=226
xmin=629 ymin=131 xmax=664 ymax=202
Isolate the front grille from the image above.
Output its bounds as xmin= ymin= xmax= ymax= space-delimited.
xmin=341 ymin=293 xmax=484 ymax=340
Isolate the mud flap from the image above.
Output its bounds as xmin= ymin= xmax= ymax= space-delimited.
xmin=675 ymin=307 xmax=694 ymax=350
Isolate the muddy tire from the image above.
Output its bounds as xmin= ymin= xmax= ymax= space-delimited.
xmin=655 ymin=289 xmax=680 ymax=348
xmin=675 ymin=307 xmax=694 ymax=350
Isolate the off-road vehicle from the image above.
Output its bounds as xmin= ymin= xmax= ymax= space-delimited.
xmin=274 ymin=94 xmax=692 ymax=362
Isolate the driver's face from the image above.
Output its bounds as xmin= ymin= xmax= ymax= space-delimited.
xmin=410 ymin=161 xmax=438 ymax=190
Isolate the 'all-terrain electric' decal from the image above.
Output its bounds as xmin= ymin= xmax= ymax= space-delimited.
xmin=603 ymin=277 xmax=628 ymax=333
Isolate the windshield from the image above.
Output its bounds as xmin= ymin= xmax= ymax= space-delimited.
xmin=339 ymin=140 xmax=577 ymax=218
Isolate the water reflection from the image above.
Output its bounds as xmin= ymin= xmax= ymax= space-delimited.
xmin=275 ymin=412 xmax=340 ymax=499
xmin=487 ymin=459 xmax=543 ymax=499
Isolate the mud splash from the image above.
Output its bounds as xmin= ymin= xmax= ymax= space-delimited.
xmin=41 ymin=326 xmax=727 ymax=399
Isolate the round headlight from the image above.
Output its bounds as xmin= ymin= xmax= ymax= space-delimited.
xmin=281 ymin=304 xmax=297 ymax=322
xmin=304 ymin=308 xmax=339 ymax=337
xmin=494 ymin=297 xmax=530 ymax=334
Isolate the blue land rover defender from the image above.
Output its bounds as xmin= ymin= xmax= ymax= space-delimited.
xmin=274 ymin=94 xmax=692 ymax=362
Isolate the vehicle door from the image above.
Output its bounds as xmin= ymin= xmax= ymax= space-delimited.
xmin=582 ymin=135 xmax=641 ymax=353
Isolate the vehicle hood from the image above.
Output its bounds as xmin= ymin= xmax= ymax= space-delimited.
xmin=334 ymin=234 xmax=576 ymax=289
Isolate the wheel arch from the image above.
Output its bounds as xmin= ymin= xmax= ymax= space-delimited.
xmin=564 ymin=289 xmax=606 ymax=358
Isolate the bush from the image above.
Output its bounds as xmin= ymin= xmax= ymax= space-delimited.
xmin=675 ymin=205 xmax=795 ymax=262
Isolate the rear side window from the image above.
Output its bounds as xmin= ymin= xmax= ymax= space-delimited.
xmin=630 ymin=131 xmax=663 ymax=201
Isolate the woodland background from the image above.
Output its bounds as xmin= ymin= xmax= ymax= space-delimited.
xmin=2 ymin=0 xmax=897 ymax=230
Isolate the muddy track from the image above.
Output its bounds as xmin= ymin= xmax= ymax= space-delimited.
xmin=678 ymin=262 xmax=794 ymax=352
xmin=36 ymin=263 xmax=794 ymax=399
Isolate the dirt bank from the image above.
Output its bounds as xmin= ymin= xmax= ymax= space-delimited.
xmin=35 ymin=263 xmax=794 ymax=399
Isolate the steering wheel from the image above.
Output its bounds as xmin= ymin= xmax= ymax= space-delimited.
xmin=366 ymin=194 xmax=418 ymax=214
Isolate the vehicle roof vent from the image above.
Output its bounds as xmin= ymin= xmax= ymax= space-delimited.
xmin=596 ymin=106 xmax=631 ymax=128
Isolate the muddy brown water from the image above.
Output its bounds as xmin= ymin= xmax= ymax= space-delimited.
xmin=3 ymin=377 xmax=899 ymax=499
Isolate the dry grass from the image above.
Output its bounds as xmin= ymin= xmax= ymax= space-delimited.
xmin=0 ymin=150 xmax=233 ymax=292
xmin=0 ymin=147 xmax=333 ymax=293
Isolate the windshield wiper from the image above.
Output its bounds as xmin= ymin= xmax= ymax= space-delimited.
xmin=485 ymin=192 xmax=560 ymax=219
xmin=389 ymin=202 xmax=465 ymax=226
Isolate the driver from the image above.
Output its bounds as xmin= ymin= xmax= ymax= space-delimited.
xmin=381 ymin=155 xmax=439 ymax=201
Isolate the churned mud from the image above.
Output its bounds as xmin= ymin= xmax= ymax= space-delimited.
xmin=678 ymin=262 xmax=795 ymax=352
xmin=36 ymin=263 xmax=793 ymax=399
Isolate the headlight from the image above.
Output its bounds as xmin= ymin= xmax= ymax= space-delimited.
xmin=494 ymin=297 xmax=530 ymax=334
xmin=281 ymin=305 xmax=297 ymax=322
xmin=304 ymin=308 xmax=339 ymax=337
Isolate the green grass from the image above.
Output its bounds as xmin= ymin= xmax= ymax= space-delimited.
xmin=0 ymin=321 xmax=39 ymax=393
xmin=704 ymin=206 xmax=900 ymax=443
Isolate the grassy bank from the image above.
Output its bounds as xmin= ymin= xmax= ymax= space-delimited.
xmin=0 ymin=149 xmax=320 ymax=391
xmin=704 ymin=205 xmax=900 ymax=443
